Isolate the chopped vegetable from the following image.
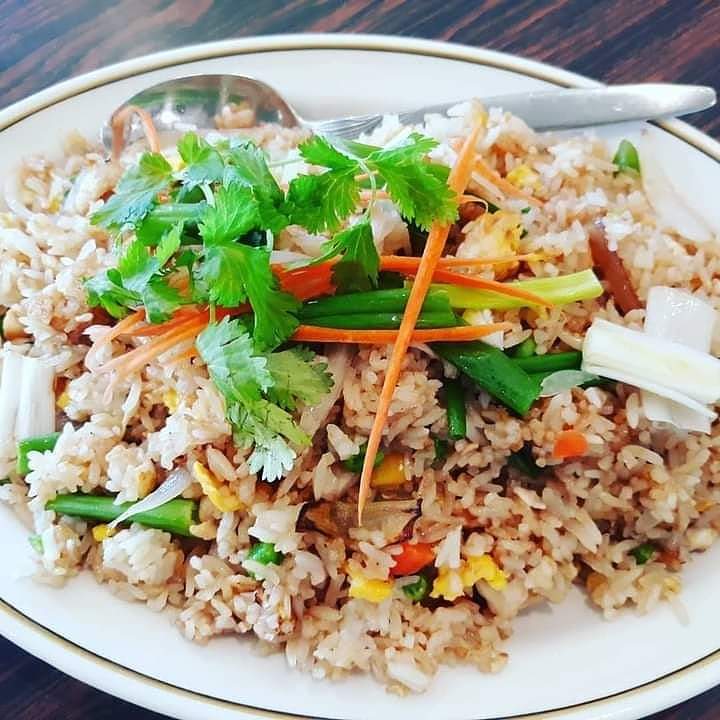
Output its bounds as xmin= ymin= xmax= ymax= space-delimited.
xmin=192 ymin=461 xmax=244 ymax=513
xmin=371 ymin=452 xmax=406 ymax=487
xmin=512 ymin=351 xmax=582 ymax=374
xmin=28 ymin=534 xmax=43 ymax=554
xmin=0 ymin=353 xmax=23 ymax=449
xmin=630 ymin=542 xmax=656 ymax=565
xmin=92 ymin=524 xmax=116 ymax=542
xmin=347 ymin=568 xmax=394 ymax=603
xmin=612 ymin=139 xmax=640 ymax=174
xmin=401 ymin=574 xmax=431 ymax=602
xmin=292 ymin=322 xmax=511 ymax=345
xmin=444 ymin=378 xmax=467 ymax=440
xmin=46 ymin=493 xmax=199 ymax=537
xmin=17 ymin=431 xmax=61 ymax=476
xmin=343 ymin=443 xmax=385 ymax=473
xmin=247 ymin=541 xmax=284 ymax=566
xmin=16 ymin=357 xmax=55 ymax=443
xmin=436 ymin=269 xmax=603 ymax=310
xmin=588 ymin=226 xmax=642 ymax=315
xmin=552 ymin=430 xmax=588 ymax=459
xmin=511 ymin=337 xmax=537 ymax=358
xmin=582 ymin=318 xmax=720 ymax=418
xmin=642 ymin=286 xmax=717 ymax=433
xmin=539 ymin=369 xmax=600 ymax=397
xmin=356 ymin=117 xmax=483 ymax=521
xmin=507 ymin=444 xmax=541 ymax=479
xmin=472 ymin=155 xmax=543 ymax=207
xmin=299 ymin=288 xmax=452 ymax=320
xmin=433 ymin=437 xmax=451 ymax=464
xmin=301 ymin=310 xmax=458 ymax=331
xmin=390 ymin=542 xmax=435 ymax=577
xmin=433 ymin=341 xmax=540 ymax=416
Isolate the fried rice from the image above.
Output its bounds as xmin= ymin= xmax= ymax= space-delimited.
xmin=1 ymin=102 xmax=719 ymax=694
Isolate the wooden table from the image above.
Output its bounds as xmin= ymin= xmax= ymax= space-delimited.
xmin=1 ymin=1 xmax=718 ymax=719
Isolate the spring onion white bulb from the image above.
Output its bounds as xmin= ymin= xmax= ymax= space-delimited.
xmin=0 ymin=353 xmax=24 ymax=443
xmin=582 ymin=318 xmax=720 ymax=418
xmin=539 ymin=370 xmax=598 ymax=397
xmin=15 ymin=356 xmax=55 ymax=441
xmin=642 ymin=287 xmax=717 ymax=432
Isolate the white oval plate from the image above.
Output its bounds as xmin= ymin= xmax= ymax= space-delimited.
xmin=1 ymin=34 xmax=720 ymax=720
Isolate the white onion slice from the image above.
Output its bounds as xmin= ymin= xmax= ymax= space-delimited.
xmin=540 ymin=370 xmax=598 ymax=397
xmin=16 ymin=357 xmax=55 ymax=441
xmin=638 ymin=134 xmax=715 ymax=244
xmin=108 ymin=467 xmax=192 ymax=530
xmin=299 ymin=345 xmax=349 ymax=438
xmin=642 ymin=287 xmax=717 ymax=432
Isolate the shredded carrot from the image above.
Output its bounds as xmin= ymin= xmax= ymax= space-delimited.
xmin=168 ymin=346 xmax=199 ymax=365
xmin=472 ymin=155 xmax=543 ymax=208
xmin=85 ymin=310 xmax=145 ymax=369
xmin=131 ymin=307 xmax=210 ymax=337
xmin=357 ymin=117 xmax=485 ymax=522
xmin=98 ymin=317 xmax=207 ymax=379
xmin=110 ymin=104 xmax=161 ymax=160
xmin=292 ymin=323 xmax=511 ymax=345
xmin=552 ymin=430 xmax=589 ymax=459
xmin=381 ymin=254 xmax=546 ymax=270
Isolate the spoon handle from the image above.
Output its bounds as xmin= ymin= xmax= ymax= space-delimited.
xmin=306 ymin=84 xmax=716 ymax=140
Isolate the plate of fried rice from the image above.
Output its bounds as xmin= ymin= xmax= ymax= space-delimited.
xmin=1 ymin=34 xmax=720 ymax=720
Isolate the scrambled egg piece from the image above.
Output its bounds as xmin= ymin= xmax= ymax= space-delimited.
xmin=431 ymin=554 xmax=508 ymax=600
xmin=137 ymin=469 xmax=156 ymax=499
xmin=193 ymin=461 xmax=244 ymax=513
xmin=347 ymin=567 xmax=394 ymax=603
xmin=505 ymin=163 xmax=541 ymax=191
xmin=92 ymin=524 xmax=116 ymax=542
xmin=163 ymin=390 xmax=180 ymax=413
xmin=457 ymin=211 xmax=523 ymax=280
xmin=56 ymin=390 xmax=71 ymax=410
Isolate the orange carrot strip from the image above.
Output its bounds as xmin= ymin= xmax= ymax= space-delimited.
xmin=472 ymin=155 xmax=543 ymax=208
xmin=168 ymin=346 xmax=199 ymax=365
xmin=85 ymin=310 xmax=145 ymax=368
xmin=98 ymin=318 xmax=207 ymax=377
xmin=131 ymin=308 xmax=209 ymax=337
xmin=381 ymin=254 xmax=546 ymax=270
xmin=552 ymin=430 xmax=589 ymax=459
xmin=430 ymin=268 xmax=551 ymax=306
xmin=292 ymin=323 xmax=511 ymax=345
xmin=357 ymin=118 xmax=484 ymax=521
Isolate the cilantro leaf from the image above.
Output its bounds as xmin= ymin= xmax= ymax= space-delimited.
xmin=298 ymin=136 xmax=360 ymax=171
xmin=284 ymin=169 xmax=359 ymax=233
xmin=196 ymin=318 xmax=271 ymax=404
xmin=116 ymin=239 xmax=160 ymax=293
xmin=320 ymin=219 xmax=379 ymax=290
xmin=177 ymin=133 xmax=225 ymax=189
xmin=225 ymin=140 xmax=283 ymax=203
xmin=84 ymin=270 xmax=139 ymax=319
xmin=236 ymin=246 xmax=300 ymax=351
xmin=199 ymin=184 xmax=260 ymax=245
xmin=365 ymin=134 xmax=457 ymax=230
xmin=141 ymin=278 xmax=184 ymax=323
xmin=155 ymin=222 xmax=183 ymax=265
xmin=91 ymin=153 xmax=172 ymax=229
xmin=199 ymin=242 xmax=248 ymax=307
xmin=266 ymin=348 xmax=333 ymax=410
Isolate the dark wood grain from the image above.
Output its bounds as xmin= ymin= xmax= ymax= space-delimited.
xmin=1 ymin=1 xmax=719 ymax=719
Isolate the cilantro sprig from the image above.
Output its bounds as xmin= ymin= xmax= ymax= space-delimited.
xmin=197 ymin=318 xmax=331 ymax=481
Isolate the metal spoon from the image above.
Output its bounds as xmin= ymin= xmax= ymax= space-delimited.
xmin=102 ymin=73 xmax=716 ymax=150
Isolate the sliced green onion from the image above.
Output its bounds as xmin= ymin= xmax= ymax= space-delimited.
xmin=344 ymin=443 xmax=385 ymax=473
xmin=444 ymin=378 xmax=467 ymax=440
xmin=539 ymin=369 xmax=599 ymax=397
xmin=17 ymin=432 xmax=61 ymax=476
xmin=512 ymin=351 xmax=582 ymax=374
xmin=630 ymin=542 xmax=656 ymax=565
xmin=433 ymin=342 xmax=539 ymax=416
xmin=613 ymin=139 xmax=640 ymax=174
xmin=247 ymin=541 xmax=284 ymax=566
xmin=300 ymin=288 xmax=451 ymax=320
xmin=434 ymin=269 xmax=603 ymax=311
xmin=433 ymin=437 xmax=450 ymax=464
xmin=45 ymin=493 xmax=198 ymax=537
xmin=511 ymin=337 xmax=537 ymax=358
xmin=306 ymin=310 xmax=458 ymax=330
xmin=28 ymin=534 xmax=44 ymax=554
xmin=507 ymin=444 xmax=541 ymax=479
xmin=402 ymin=574 xmax=431 ymax=602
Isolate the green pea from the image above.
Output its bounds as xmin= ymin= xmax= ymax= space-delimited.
xmin=247 ymin=541 xmax=284 ymax=566
xmin=402 ymin=574 xmax=430 ymax=602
